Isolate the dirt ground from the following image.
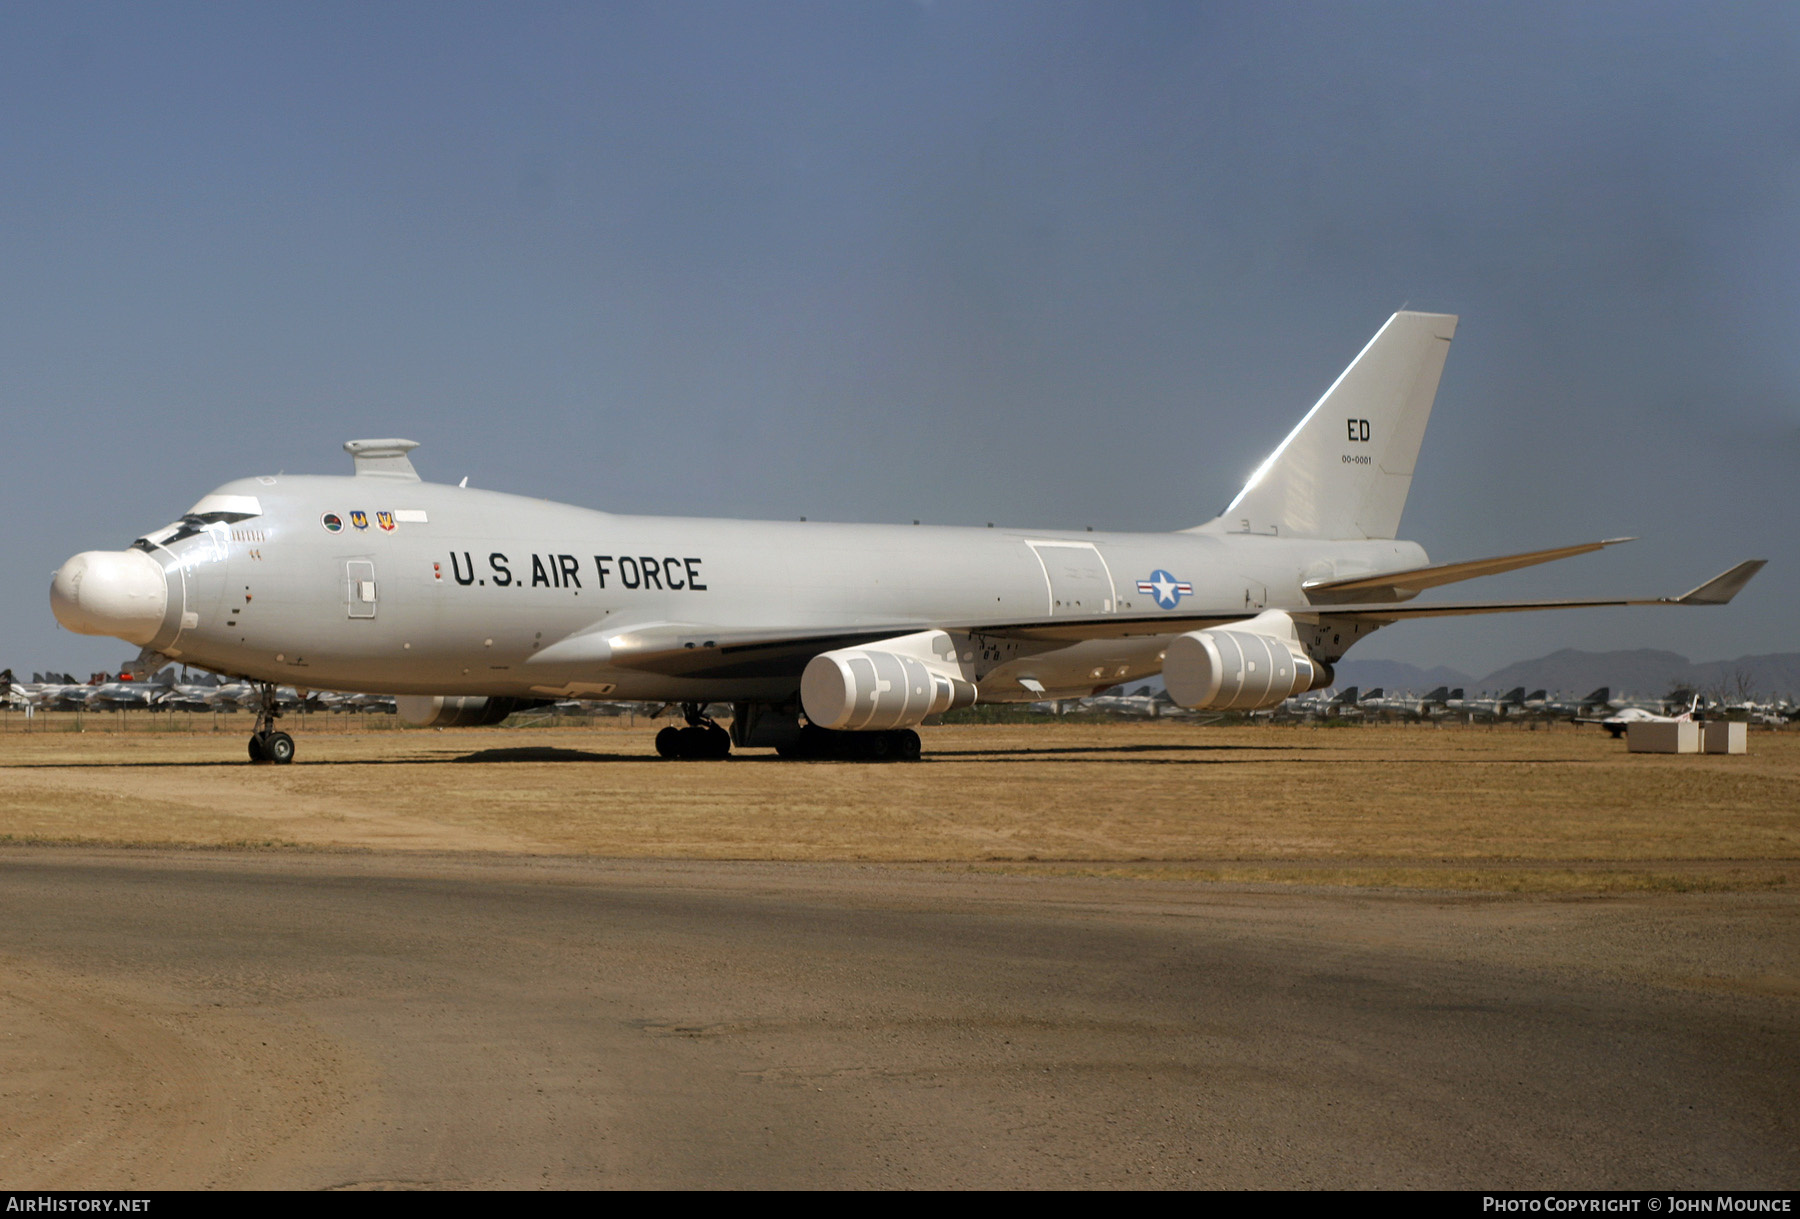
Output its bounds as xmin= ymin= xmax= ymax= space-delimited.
xmin=1 ymin=720 xmax=1795 ymax=1188
xmin=1 ymin=718 xmax=1794 ymax=892
xmin=3 ymin=851 xmax=1796 ymax=1189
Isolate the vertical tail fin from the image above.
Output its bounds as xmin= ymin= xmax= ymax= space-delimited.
xmin=1195 ymin=311 xmax=1457 ymax=539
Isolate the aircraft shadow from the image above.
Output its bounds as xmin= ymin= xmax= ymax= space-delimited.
xmin=0 ymin=744 xmax=1606 ymax=769
xmin=1 ymin=750 xmax=656 ymax=769
xmin=452 ymin=746 xmax=643 ymax=764
xmin=940 ymin=742 xmax=1306 ymax=758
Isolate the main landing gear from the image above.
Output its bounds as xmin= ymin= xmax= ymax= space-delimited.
xmin=777 ymin=723 xmax=922 ymax=762
xmin=247 ymin=683 xmax=295 ymax=764
xmin=652 ymin=702 xmax=924 ymax=762
xmin=655 ymin=704 xmax=732 ymax=760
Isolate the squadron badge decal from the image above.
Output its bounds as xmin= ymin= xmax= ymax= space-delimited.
xmin=321 ymin=513 xmax=343 ymax=533
xmin=376 ymin=511 xmax=396 ymax=532
xmin=350 ymin=510 xmax=369 ymax=530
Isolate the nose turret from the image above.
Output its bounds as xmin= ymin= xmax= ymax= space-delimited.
xmin=50 ymin=550 xmax=169 ymax=645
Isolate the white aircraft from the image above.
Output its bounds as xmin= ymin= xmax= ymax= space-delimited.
xmin=1581 ymin=695 xmax=1702 ymax=739
xmin=48 ymin=311 xmax=1765 ymax=764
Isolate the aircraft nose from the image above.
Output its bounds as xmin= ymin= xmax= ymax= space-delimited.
xmin=50 ymin=549 xmax=169 ymax=645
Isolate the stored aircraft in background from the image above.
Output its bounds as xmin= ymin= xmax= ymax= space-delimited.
xmin=79 ymin=673 xmax=162 ymax=711
xmin=50 ymin=311 xmax=1764 ymax=763
xmin=1366 ymin=686 xmax=1449 ymax=718
xmin=1449 ymin=686 xmax=1529 ymax=718
xmin=1543 ymin=687 xmax=1614 ymax=718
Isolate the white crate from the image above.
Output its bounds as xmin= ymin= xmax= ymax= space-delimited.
xmin=1701 ymin=721 xmax=1747 ymax=755
xmin=1627 ymin=721 xmax=1700 ymax=753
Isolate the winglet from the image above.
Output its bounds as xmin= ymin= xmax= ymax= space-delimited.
xmin=1672 ymin=560 xmax=1767 ymax=605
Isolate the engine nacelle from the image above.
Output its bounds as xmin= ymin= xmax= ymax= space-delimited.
xmin=1164 ymin=620 xmax=1322 ymax=711
xmin=395 ymin=695 xmax=541 ymax=728
xmin=801 ymin=633 xmax=978 ymax=731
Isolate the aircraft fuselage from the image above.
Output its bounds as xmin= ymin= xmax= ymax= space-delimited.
xmin=115 ymin=474 xmax=1424 ymax=702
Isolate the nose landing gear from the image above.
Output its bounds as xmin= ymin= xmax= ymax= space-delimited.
xmin=249 ymin=730 xmax=295 ymax=764
xmin=247 ymin=683 xmax=296 ymax=764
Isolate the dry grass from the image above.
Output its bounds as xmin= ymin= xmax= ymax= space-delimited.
xmin=2 ymin=718 xmax=1795 ymax=892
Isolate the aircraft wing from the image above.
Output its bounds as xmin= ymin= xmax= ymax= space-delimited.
xmin=529 ymin=560 xmax=1765 ymax=679
xmin=966 ymin=560 xmax=1767 ymax=640
xmin=529 ymin=620 xmax=941 ymax=679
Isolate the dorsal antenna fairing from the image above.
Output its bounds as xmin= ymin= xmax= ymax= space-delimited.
xmin=344 ymin=439 xmax=422 ymax=481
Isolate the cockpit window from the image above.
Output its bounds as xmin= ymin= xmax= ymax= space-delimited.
xmin=131 ymin=496 xmax=262 ymax=551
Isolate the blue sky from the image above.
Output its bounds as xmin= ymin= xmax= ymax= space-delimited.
xmin=4 ymin=2 xmax=1795 ymax=678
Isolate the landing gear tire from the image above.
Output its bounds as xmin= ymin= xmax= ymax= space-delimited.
xmin=249 ymin=731 xmax=295 ymax=765
xmin=657 ymin=721 xmax=731 ymax=760
xmin=246 ymin=682 xmax=294 ymax=764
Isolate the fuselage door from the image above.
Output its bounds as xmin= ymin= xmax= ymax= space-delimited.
xmin=346 ymin=559 xmax=377 ymax=619
xmin=1027 ymin=541 xmax=1116 ymax=617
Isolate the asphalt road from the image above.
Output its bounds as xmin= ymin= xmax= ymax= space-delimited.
xmin=2 ymin=850 xmax=1794 ymax=1189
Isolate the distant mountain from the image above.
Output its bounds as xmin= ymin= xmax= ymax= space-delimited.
xmin=1478 ymin=648 xmax=1691 ymax=697
xmin=1331 ymin=649 xmax=1800 ymax=698
xmin=1332 ymin=659 xmax=1476 ymax=691
xmin=1477 ymin=649 xmax=1800 ymax=699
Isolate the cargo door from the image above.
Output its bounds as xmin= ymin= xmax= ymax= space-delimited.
xmin=1027 ymin=541 xmax=1116 ymax=617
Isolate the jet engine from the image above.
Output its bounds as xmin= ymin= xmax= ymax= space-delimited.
xmin=1163 ymin=613 xmax=1328 ymax=710
xmin=395 ymin=695 xmax=543 ymax=728
xmin=801 ymin=633 xmax=978 ymax=731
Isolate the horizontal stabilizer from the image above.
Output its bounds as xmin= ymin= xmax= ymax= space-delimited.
xmin=1296 ymin=558 xmax=1769 ymax=623
xmin=1674 ymin=559 xmax=1766 ymax=605
xmin=1303 ymin=537 xmax=1635 ymax=604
